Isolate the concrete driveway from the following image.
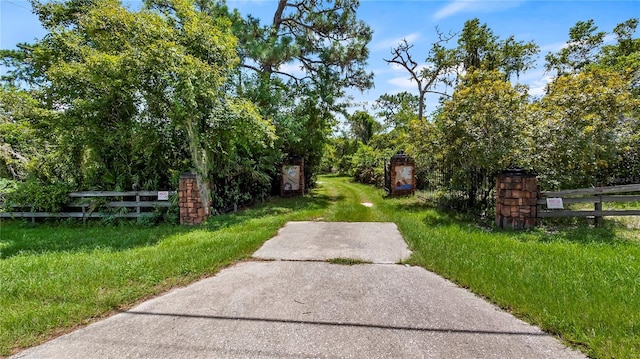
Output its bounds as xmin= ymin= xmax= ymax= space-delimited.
xmin=12 ymin=222 xmax=585 ymax=358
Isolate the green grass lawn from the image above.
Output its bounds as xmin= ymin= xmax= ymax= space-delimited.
xmin=1 ymin=175 xmax=639 ymax=358
xmin=0 ymin=191 xmax=331 ymax=356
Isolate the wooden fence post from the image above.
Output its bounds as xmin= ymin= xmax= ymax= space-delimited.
xmin=594 ymin=194 xmax=603 ymax=227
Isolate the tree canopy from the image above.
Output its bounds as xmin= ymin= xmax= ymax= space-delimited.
xmin=1 ymin=0 xmax=374 ymax=213
xmin=2 ymin=3 xmax=638 ymax=215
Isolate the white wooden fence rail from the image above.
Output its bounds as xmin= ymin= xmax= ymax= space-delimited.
xmin=0 ymin=190 xmax=176 ymax=223
xmin=537 ymin=184 xmax=640 ymax=226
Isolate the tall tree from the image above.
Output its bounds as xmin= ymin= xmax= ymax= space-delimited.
xmin=433 ymin=69 xmax=532 ymax=206
xmin=1 ymin=0 xmax=276 ymax=212
xmin=533 ymin=67 xmax=639 ymax=189
xmin=597 ymin=18 xmax=640 ymax=92
xmin=385 ymin=18 xmax=538 ymax=121
xmin=373 ymin=91 xmax=420 ymax=130
xmin=346 ymin=110 xmax=380 ymax=145
xmin=457 ymin=18 xmax=499 ymax=71
xmin=545 ymin=19 xmax=606 ymax=76
xmin=191 ymin=0 xmax=373 ymax=187
xmin=384 ymin=33 xmax=457 ymax=122
xmin=457 ymin=18 xmax=538 ymax=79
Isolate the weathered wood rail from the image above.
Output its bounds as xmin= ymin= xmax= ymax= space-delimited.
xmin=537 ymin=184 xmax=640 ymax=226
xmin=0 ymin=190 xmax=176 ymax=223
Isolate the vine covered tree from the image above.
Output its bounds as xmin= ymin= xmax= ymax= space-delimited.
xmin=1 ymin=0 xmax=276 ymax=212
xmin=197 ymin=0 xmax=375 ymax=186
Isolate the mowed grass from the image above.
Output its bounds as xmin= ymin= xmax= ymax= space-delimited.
xmin=0 ymin=190 xmax=332 ymax=356
xmin=2 ymin=175 xmax=639 ymax=358
xmin=320 ymin=176 xmax=639 ymax=359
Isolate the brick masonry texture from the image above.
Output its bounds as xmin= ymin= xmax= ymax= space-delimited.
xmin=496 ymin=172 xmax=538 ymax=230
xmin=179 ymin=173 xmax=207 ymax=225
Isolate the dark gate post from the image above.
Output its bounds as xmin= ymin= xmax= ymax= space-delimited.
xmin=389 ymin=153 xmax=415 ymax=196
xmin=496 ymin=169 xmax=538 ymax=230
xmin=281 ymin=157 xmax=305 ymax=197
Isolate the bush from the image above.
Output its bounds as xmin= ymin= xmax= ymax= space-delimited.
xmin=350 ymin=144 xmax=392 ymax=187
xmin=4 ymin=180 xmax=73 ymax=212
xmin=0 ymin=178 xmax=18 ymax=193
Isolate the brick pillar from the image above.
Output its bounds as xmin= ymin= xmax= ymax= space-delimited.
xmin=496 ymin=170 xmax=538 ymax=230
xmin=179 ymin=172 xmax=208 ymax=225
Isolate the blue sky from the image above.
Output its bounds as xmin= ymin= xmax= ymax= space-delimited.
xmin=2 ymin=0 xmax=639 ymax=115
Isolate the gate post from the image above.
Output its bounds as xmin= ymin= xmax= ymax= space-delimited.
xmin=179 ymin=172 xmax=209 ymax=225
xmin=388 ymin=153 xmax=415 ymax=196
xmin=281 ymin=157 xmax=305 ymax=197
xmin=496 ymin=169 xmax=538 ymax=230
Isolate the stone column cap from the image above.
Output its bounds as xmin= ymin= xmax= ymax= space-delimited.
xmin=501 ymin=168 xmax=537 ymax=176
xmin=180 ymin=172 xmax=198 ymax=178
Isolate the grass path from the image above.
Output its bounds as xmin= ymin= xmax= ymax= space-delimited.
xmin=321 ymin=176 xmax=640 ymax=359
xmin=2 ymin=175 xmax=639 ymax=358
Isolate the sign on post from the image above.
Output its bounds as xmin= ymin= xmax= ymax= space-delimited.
xmin=546 ymin=197 xmax=564 ymax=209
xmin=157 ymin=191 xmax=169 ymax=201
xmin=281 ymin=157 xmax=305 ymax=197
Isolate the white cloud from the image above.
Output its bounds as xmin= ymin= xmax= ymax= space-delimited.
xmin=433 ymin=0 xmax=526 ymax=20
xmin=433 ymin=1 xmax=471 ymax=20
xmin=388 ymin=76 xmax=418 ymax=90
xmin=277 ymin=62 xmax=306 ymax=77
xmin=539 ymin=41 xmax=567 ymax=54
xmin=517 ymin=68 xmax=552 ymax=98
xmin=528 ymin=75 xmax=553 ymax=98
xmin=385 ymin=61 xmax=432 ymax=91
xmin=373 ymin=32 xmax=421 ymax=51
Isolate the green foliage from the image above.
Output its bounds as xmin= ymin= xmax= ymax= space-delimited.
xmin=437 ymin=69 xmax=531 ymax=173
xmin=320 ymin=136 xmax=358 ymax=174
xmin=374 ymin=92 xmax=419 ymax=130
xmin=224 ymin=0 xmax=374 ymax=189
xmin=0 ymin=86 xmax=52 ymax=181
xmin=3 ymin=180 xmax=72 ymax=212
xmin=1 ymin=0 xmax=283 ymax=212
xmin=350 ymin=144 xmax=387 ymax=186
xmin=396 ymin=17 xmax=639 ymax=204
xmin=346 ymin=110 xmax=381 ymax=145
xmin=0 ymin=178 xmax=18 ymax=194
xmin=533 ymin=67 xmax=639 ymax=189
xmin=385 ymin=17 xmax=538 ymax=122
xmin=545 ymin=19 xmax=607 ymax=75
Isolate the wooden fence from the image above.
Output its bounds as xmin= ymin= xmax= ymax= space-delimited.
xmin=0 ymin=190 xmax=176 ymax=224
xmin=537 ymin=184 xmax=640 ymax=226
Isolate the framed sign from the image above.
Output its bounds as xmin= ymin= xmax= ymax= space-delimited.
xmin=157 ymin=191 xmax=169 ymax=201
xmin=546 ymin=197 xmax=564 ymax=209
xmin=394 ymin=165 xmax=413 ymax=191
xmin=283 ymin=165 xmax=301 ymax=191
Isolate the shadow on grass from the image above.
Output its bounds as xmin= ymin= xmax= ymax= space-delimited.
xmin=389 ymin=201 xmax=476 ymax=227
xmin=0 ymin=192 xmax=335 ymax=259
xmin=420 ymin=211 xmax=466 ymax=227
xmin=384 ymin=194 xmax=636 ymax=247
xmin=203 ymin=193 xmax=336 ymax=231
xmin=488 ymin=216 xmax=637 ymax=246
xmin=525 ymin=225 xmax=627 ymax=246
